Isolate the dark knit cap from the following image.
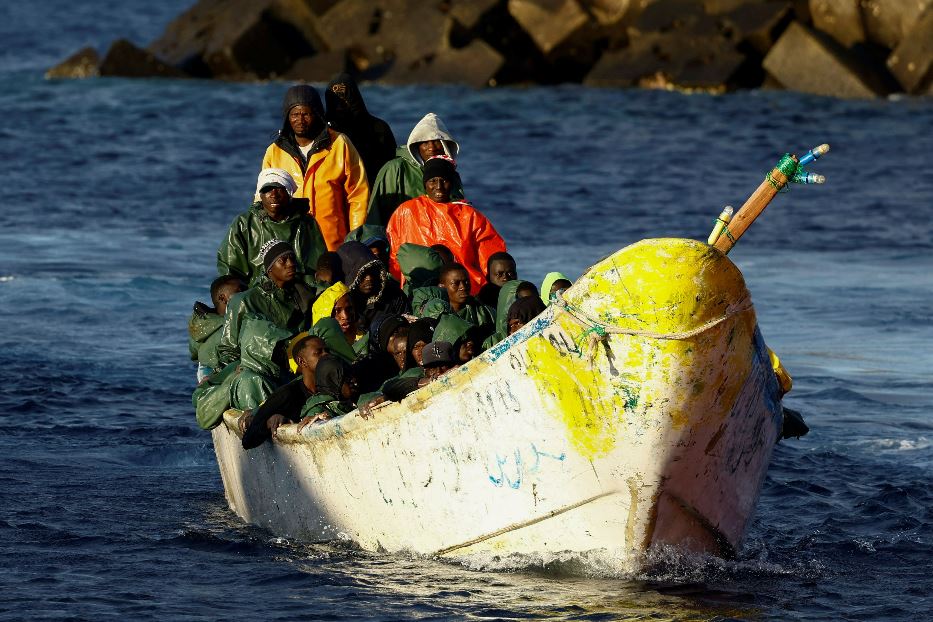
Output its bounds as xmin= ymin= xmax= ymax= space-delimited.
xmin=422 ymin=155 xmax=460 ymax=185
xmin=261 ymin=240 xmax=295 ymax=273
xmin=421 ymin=341 xmax=456 ymax=368
xmin=282 ymin=84 xmax=324 ymax=118
xmin=369 ymin=312 xmax=407 ymax=354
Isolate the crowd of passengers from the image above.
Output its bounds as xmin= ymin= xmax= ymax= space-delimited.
xmin=189 ymin=77 xmax=573 ymax=449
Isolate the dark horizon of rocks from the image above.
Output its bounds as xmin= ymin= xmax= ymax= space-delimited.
xmin=47 ymin=0 xmax=932 ymax=99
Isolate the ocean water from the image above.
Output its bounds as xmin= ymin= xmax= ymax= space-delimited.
xmin=1 ymin=2 xmax=931 ymax=620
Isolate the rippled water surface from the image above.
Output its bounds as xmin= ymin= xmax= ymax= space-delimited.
xmin=1 ymin=2 xmax=931 ymax=620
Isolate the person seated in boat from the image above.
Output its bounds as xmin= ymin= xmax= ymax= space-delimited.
xmin=314 ymin=251 xmax=343 ymax=287
xmin=478 ymin=252 xmax=517 ymax=308
xmin=421 ymin=341 xmax=458 ymax=381
xmin=366 ymin=112 xmax=464 ymax=226
xmin=353 ymin=313 xmax=416 ymax=397
xmin=507 ymin=296 xmax=547 ymax=336
xmin=217 ymin=168 xmax=328 ymax=287
xmin=434 ymin=313 xmax=483 ymax=364
xmin=482 ymin=280 xmax=536 ymax=348
xmin=310 ymin=281 xmax=364 ymax=360
xmin=386 ymin=156 xmax=506 ymax=296
xmin=373 ymin=319 xmax=438 ymax=407
xmin=218 ymin=240 xmax=317 ymax=410
xmin=540 ymin=272 xmax=572 ymax=304
xmin=240 ymin=335 xmax=327 ymax=449
xmin=438 ymin=263 xmax=494 ymax=334
xmin=261 ymin=84 xmax=370 ymax=252
xmin=344 ymin=224 xmax=391 ymax=268
xmin=324 ymin=73 xmax=397 ymax=188
xmin=338 ymin=241 xmax=409 ymax=331
xmin=189 ymin=275 xmax=246 ymax=383
xmin=297 ymin=355 xmax=363 ymax=428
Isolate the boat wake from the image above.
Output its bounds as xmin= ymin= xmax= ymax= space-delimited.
xmin=447 ymin=542 xmax=826 ymax=583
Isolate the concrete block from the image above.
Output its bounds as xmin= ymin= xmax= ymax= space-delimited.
xmin=507 ymin=0 xmax=591 ymax=55
xmin=383 ymin=39 xmax=505 ymax=87
xmin=630 ymin=0 xmax=707 ymax=34
xmin=148 ymin=0 xmax=320 ymax=78
xmin=719 ymin=2 xmax=791 ymax=54
xmin=887 ymin=8 xmax=933 ymax=93
xmin=45 ymin=47 xmax=100 ymax=79
xmin=378 ymin=0 xmax=452 ymax=66
xmin=316 ymin=0 xmax=378 ymax=51
xmin=582 ymin=0 xmax=634 ymax=26
xmin=763 ymin=21 xmax=882 ymax=98
xmin=448 ymin=0 xmax=501 ymax=30
xmin=810 ymin=0 xmax=864 ymax=47
xmin=704 ymin=0 xmax=765 ymax=15
xmin=861 ymin=0 xmax=931 ymax=49
xmin=585 ymin=31 xmax=743 ymax=89
xmin=283 ymin=50 xmax=349 ymax=82
xmin=100 ymin=39 xmax=189 ymax=78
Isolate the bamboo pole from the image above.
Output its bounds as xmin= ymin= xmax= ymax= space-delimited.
xmin=713 ymin=154 xmax=798 ymax=254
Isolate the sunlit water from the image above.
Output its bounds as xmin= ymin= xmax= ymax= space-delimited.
xmin=1 ymin=2 xmax=931 ymax=620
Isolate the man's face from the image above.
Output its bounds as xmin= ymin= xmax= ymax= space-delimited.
xmin=260 ymin=185 xmax=291 ymax=220
xmin=487 ymin=259 xmax=517 ymax=287
xmin=440 ymin=270 xmax=470 ymax=305
xmin=297 ymin=341 xmax=326 ymax=375
xmin=508 ymin=317 xmax=525 ymax=335
xmin=357 ymin=266 xmax=379 ymax=296
xmin=341 ymin=375 xmax=360 ymax=400
xmin=387 ymin=332 xmax=409 ymax=370
xmin=332 ymin=294 xmax=356 ymax=333
xmin=424 ymin=176 xmax=452 ymax=203
xmin=458 ymin=339 xmax=477 ymax=363
xmin=289 ymin=104 xmax=315 ymax=138
xmin=426 ymin=364 xmax=453 ymax=380
xmin=411 ymin=339 xmax=428 ymax=366
xmin=417 ymin=140 xmax=444 ymax=161
xmin=268 ymin=253 xmax=297 ymax=287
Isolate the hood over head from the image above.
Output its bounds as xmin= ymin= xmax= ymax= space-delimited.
xmin=406 ymin=317 xmax=437 ymax=359
xmin=315 ymin=355 xmax=350 ymax=399
xmin=324 ymin=73 xmax=368 ymax=126
xmin=433 ymin=313 xmax=474 ymax=347
xmin=256 ymin=168 xmax=298 ymax=197
xmin=540 ymin=271 xmax=571 ymax=304
xmin=337 ymin=241 xmax=388 ymax=307
xmin=368 ymin=312 xmax=407 ymax=355
xmin=344 ymin=224 xmax=389 ymax=248
xmin=397 ymin=244 xmax=444 ymax=294
xmin=311 ymin=281 xmax=349 ymax=327
xmin=278 ymin=85 xmax=327 ymax=150
xmin=406 ymin=113 xmax=459 ymax=165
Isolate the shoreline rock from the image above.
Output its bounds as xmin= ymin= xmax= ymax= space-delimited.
xmin=45 ymin=0 xmax=931 ymax=99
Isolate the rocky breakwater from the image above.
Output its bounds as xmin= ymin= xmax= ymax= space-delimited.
xmin=48 ymin=0 xmax=932 ymax=98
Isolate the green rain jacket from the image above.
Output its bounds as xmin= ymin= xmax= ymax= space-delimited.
xmin=365 ymin=113 xmax=464 ymax=226
xmin=310 ymin=317 xmax=358 ymax=363
xmin=434 ymin=313 xmax=473 ymax=347
xmin=482 ymin=280 xmax=524 ymax=349
xmin=411 ymin=286 xmax=450 ymax=319
xmin=188 ymin=309 xmax=224 ymax=371
xmin=396 ymin=243 xmax=443 ymax=296
xmin=217 ymin=199 xmax=328 ymax=287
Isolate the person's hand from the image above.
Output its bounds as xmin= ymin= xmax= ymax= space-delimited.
xmin=297 ymin=412 xmax=330 ymax=433
xmin=267 ymin=414 xmax=286 ymax=437
xmin=358 ymin=396 xmax=386 ymax=419
xmin=237 ymin=410 xmax=253 ymax=434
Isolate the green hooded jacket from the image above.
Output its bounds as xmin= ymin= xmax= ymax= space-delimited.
xmin=482 ymin=280 xmax=524 ymax=349
xmin=188 ymin=309 xmax=224 ymax=370
xmin=217 ymin=279 xmax=314 ymax=370
xmin=217 ymin=199 xmax=328 ymax=287
xmin=310 ymin=317 xmax=358 ymax=363
xmin=411 ymin=286 xmax=450 ymax=319
xmin=396 ymin=243 xmax=443 ymax=296
xmin=434 ymin=313 xmax=474 ymax=346
xmin=365 ymin=113 xmax=464 ymax=226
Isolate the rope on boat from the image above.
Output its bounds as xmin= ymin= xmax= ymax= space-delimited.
xmin=552 ymin=293 xmax=754 ymax=362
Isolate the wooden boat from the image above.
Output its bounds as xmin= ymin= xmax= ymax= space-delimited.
xmin=210 ymin=237 xmax=784 ymax=568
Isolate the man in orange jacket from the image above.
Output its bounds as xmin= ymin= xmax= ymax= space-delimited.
xmin=387 ymin=156 xmax=506 ymax=295
xmin=261 ymin=84 xmax=369 ymax=251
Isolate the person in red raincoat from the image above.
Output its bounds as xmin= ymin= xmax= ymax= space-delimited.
xmin=386 ymin=156 xmax=506 ymax=295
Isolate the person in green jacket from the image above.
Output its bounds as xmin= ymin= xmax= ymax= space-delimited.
xmin=434 ymin=313 xmax=483 ymax=364
xmin=217 ymin=168 xmax=328 ymax=286
xmin=439 ymin=263 xmax=494 ymax=335
xmin=297 ymin=355 xmax=362 ymax=428
xmin=218 ymin=240 xmax=317 ymax=410
xmin=189 ymin=274 xmax=246 ymax=382
xmin=366 ymin=113 xmax=465 ymax=226
xmin=540 ymin=272 xmax=572 ymax=304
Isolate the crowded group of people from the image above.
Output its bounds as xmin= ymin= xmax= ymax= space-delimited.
xmin=189 ymin=77 xmax=573 ymax=448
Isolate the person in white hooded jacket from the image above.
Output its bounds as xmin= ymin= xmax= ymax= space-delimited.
xmin=365 ymin=112 xmax=465 ymax=226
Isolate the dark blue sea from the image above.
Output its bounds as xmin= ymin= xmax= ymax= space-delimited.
xmin=1 ymin=2 xmax=931 ymax=620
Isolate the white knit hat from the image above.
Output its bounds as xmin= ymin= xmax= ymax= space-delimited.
xmin=256 ymin=168 xmax=298 ymax=197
